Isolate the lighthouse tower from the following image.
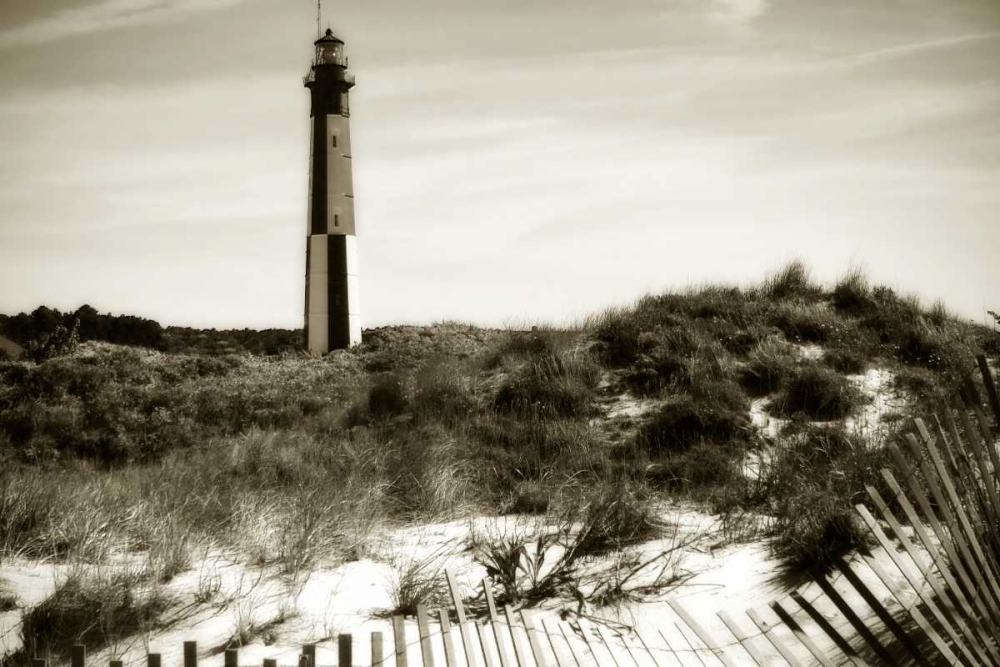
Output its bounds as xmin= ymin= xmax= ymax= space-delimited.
xmin=304 ymin=28 xmax=360 ymax=353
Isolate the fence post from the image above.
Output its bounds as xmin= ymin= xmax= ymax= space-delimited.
xmin=303 ymin=644 xmax=317 ymax=667
xmin=183 ymin=641 xmax=198 ymax=667
xmin=110 ymin=661 xmax=123 ymax=667
xmin=71 ymin=646 xmax=86 ymax=667
xmin=224 ymin=648 xmax=238 ymax=667
xmin=264 ymin=660 xmax=277 ymax=667
xmin=147 ymin=654 xmax=161 ymax=667
xmin=339 ymin=634 xmax=352 ymax=667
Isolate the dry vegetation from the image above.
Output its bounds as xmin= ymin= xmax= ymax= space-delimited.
xmin=1 ymin=262 xmax=997 ymax=660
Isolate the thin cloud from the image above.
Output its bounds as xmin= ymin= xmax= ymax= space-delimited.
xmin=0 ymin=0 xmax=250 ymax=48
xmin=836 ymin=31 xmax=1000 ymax=68
xmin=708 ymin=0 xmax=769 ymax=25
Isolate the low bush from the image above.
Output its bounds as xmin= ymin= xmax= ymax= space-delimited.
xmin=773 ymin=365 xmax=863 ymax=420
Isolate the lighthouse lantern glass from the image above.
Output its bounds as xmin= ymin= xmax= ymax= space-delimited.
xmin=317 ymin=42 xmax=345 ymax=66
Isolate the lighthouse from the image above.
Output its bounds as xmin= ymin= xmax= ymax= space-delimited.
xmin=304 ymin=28 xmax=360 ymax=353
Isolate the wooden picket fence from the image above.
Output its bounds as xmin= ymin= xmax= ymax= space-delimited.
xmin=21 ymin=355 xmax=1000 ymax=666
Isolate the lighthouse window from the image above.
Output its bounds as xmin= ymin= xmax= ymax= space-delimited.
xmin=334 ymin=214 xmax=340 ymax=227
xmin=332 ymin=135 xmax=338 ymax=148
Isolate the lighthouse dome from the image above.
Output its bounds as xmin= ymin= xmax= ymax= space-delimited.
xmin=314 ymin=28 xmax=344 ymax=45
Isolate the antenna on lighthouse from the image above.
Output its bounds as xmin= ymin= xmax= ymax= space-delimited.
xmin=316 ymin=0 xmax=322 ymax=40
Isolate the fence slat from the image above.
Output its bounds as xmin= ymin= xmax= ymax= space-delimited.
xmin=440 ymin=609 xmax=459 ymax=667
xmin=540 ymin=619 xmax=570 ymax=667
xmin=263 ymin=660 xmax=277 ymax=667
xmin=372 ymin=631 xmax=385 ymax=667
xmin=634 ymin=628 xmax=665 ymax=667
xmin=945 ymin=406 xmax=1000 ymax=531
xmin=832 ymin=556 xmax=932 ymax=667
xmin=909 ymin=427 xmax=1000 ymax=615
xmin=666 ymin=624 xmax=707 ymax=667
xmin=716 ymin=611 xmax=767 ymax=667
xmin=224 ymin=649 xmax=238 ymax=667
xmin=978 ymin=355 xmax=1000 ymax=426
xmin=417 ymin=606 xmax=436 ymax=667
xmin=110 ymin=661 xmax=123 ymax=667
xmin=477 ymin=623 xmax=497 ymax=667
xmin=768 ymin=600 xmax=838 ymax=667
xmin=881 ymin=465 xmax=997 ymax=634
xmin=481 ymin=582 xmax=513 ymax=667
xmin=593 ymin=624 xmax=624 ymax=667
xmin=558 ymin=622 xmax=588 ymax=667
xmin=503 ymin=605 xmax=530 ymax=667
xmin=520 ymin=609 xmax=548 ymax=667
xmin=393 ymin=615 xmax=409 ymax=667
xmin=446 ymin=571 xmax=479 ymax=667
xmin=745 ymin=607 xmax=807 ymax=667
xmin=858 ymin=555 xmax=963 ymax=667
xmin=666 ymin=599 xmax=739 ymax=667
xmin=303 ymin=644 xmax=316 ymax=667
xmin=147 ymin=654 xmax=161 ymax=667
xmin=867 ymin=485 xmax=1000 ymax=666
xmin=183 ymin=641 xmax=197 ymax=667
xmin=789 ymin=591 xmax=869 ymax=666
xmin=857 ymin=502 xmax=992 ymax=667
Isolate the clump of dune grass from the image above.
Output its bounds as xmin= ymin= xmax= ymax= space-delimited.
xmin=772 ymin=365 xmax=864 ymax=421
xmin=762 ymin=424 xmax=891 ymax=568
xmin=638 ymin=385 xmax=750 ymax=454
xmin=755 ymin=260 xmax=820 ymax=301
xmin=738 ymin=339 xmax=797 ymax=397
xmin=15 ymin=566 xmax=170 ymax=664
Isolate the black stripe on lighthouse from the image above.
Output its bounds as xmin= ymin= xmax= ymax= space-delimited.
xmin=310 ymin=113 xmax=327 ymax=235
xmin=327 ymin=235 xmax=351 ymax=350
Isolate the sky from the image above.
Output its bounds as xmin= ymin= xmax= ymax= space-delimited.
xmin=1 ymin=0 xmax=998 ymax=329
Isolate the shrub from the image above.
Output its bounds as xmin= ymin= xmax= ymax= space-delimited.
xmin=638 ymin=392 xmax=750 ymax=454
xmin=773 ymin=365 xmax=862 ymax=420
